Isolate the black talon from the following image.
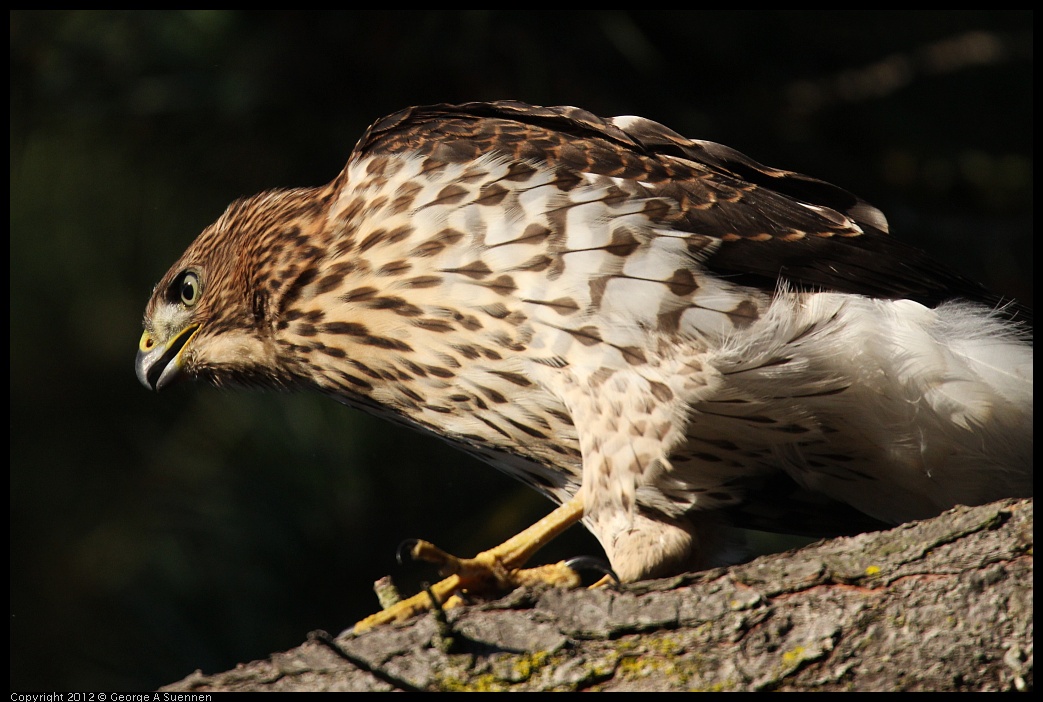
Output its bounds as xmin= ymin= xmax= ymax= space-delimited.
xmin=565 ymin=556 xmax=620 ymax=584
xmin=396 ymin=539 xmax=420 ymax=565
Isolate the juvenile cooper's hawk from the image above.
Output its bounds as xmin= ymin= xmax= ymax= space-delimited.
xmin=137 ymin=101 xmax=1032 ymax=629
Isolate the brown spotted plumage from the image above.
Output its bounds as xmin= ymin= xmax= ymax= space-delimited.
xmin=137 ymin=101 xmax=1032 ymax=626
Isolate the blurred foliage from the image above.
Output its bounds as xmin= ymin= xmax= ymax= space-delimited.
xmin=10 ymin=10 xmax=1031 ymax=691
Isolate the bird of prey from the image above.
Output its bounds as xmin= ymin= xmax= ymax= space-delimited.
xmin=137 ymin=101 xmax=1032 ymax=630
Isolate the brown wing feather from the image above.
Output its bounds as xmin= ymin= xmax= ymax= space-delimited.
xmin=350 ymin=101 xmax=1025 ymax=321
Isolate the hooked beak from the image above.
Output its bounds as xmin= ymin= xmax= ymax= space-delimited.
xmin=135 ymin=324 xmax=200 ymax=391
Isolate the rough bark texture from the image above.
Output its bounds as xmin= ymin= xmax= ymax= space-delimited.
xmin=161 ymin=498 xmax=1032 ymax=692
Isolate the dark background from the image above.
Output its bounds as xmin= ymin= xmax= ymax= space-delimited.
xmin=10 ymin=11 xmax=1032 ymax=691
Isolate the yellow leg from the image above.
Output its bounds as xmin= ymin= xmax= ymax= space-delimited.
xmin=354 ymin=495 xmax=585 ymax=633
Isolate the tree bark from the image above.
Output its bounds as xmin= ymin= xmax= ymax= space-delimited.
xmin=161 ymin=498 xmax=1032 ymax=692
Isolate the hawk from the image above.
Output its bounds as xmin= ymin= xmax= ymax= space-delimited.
xmin=136 ymin=101 xmax=1032 ymax=630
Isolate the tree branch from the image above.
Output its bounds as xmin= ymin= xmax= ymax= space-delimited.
xmin=161 ymin=498 xmax=1032 ymax=692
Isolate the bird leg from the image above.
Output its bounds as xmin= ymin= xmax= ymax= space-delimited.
xmin=353 ymin=495 xmax=585 ymax=633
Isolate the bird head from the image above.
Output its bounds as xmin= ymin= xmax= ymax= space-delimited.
xmin=136 ymin=186 xmax=329 ymax=392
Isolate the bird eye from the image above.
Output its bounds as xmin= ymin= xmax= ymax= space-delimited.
xmin=176 ymin=271 xmax=202 ymax=307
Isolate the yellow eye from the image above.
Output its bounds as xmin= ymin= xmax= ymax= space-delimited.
xmin=177 ymin=271 xmax=201 ymax=307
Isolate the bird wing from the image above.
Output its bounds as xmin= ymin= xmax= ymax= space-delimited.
xmin=348 ymin=101 xmax=1016 ymax=317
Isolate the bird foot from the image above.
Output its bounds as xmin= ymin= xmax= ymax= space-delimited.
xmin=405 ymin=538 xmax=584 ymax=593
xmin=352 ymin=556 xmax=582 ymax=634
xmin=353 ymin=496 xmax=585 ymax=633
